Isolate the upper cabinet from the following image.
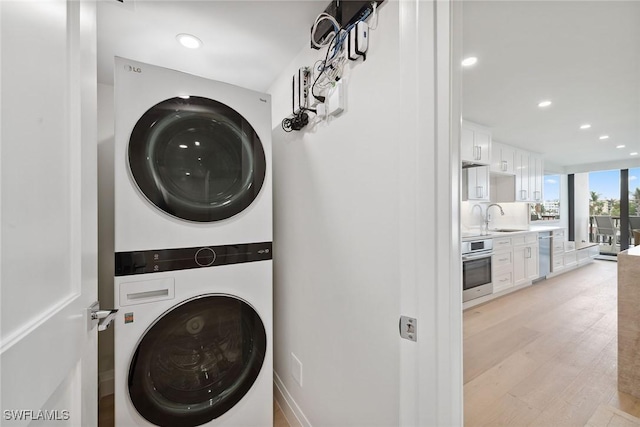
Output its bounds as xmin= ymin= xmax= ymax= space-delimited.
xmin=460 ymin=120 xmax=544 ymax=204
xmin=529 ymin=154 xmax=544 ymax=203
xmin=514 ymin=150 xmax=530 ymax=202
xmin=491 ymin=141 xmax=515 ymax=175
xmin=463 ymin=165 xmax=490 ymax=201
xmin=494 ymin=148 xmax=544 ymax=203
xmin=461 ymin=121 xmax=491 ymax=165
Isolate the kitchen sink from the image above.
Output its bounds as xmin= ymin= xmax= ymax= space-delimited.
xmin=490 ymin=228 xmax=527 ymax=233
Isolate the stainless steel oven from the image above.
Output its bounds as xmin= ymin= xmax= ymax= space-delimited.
xmin=462 ymin=238 xmax=493 ymax=302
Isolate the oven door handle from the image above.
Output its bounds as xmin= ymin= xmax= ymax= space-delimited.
xmin=462 ymin=252 xmax=493 ymax=261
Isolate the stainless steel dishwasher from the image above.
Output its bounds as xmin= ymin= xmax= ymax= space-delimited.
xmin=537 ymin=231 xmax=552 ymax=281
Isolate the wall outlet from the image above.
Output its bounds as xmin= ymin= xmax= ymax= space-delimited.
xmin=291 ymin=352 xmax=303 ymax=387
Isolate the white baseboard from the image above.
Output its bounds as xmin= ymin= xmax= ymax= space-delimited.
xmin=98 ymin=369 xmax=114 ymax=399
xmin=273 ymin=371 xmax=311 ymax=427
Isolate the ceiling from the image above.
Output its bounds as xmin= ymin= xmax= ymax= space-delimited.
xmin=97 ymin=0 xmax=326 ymax=92
xmin=97 ymin=1 xmax=640 ymax=171
xmin=462 ymin=1 xmax=640 ymax=171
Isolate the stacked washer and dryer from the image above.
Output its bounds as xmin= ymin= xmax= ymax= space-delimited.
xmin=113 ymin=58 xmax=272 ymax=427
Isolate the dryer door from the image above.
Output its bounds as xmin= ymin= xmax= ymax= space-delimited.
xmin=128 ymin=295 xmax=267 ymax=427
xmin=128 ymin=96 xmax=266 ymax=222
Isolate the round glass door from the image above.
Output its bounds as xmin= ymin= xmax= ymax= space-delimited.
xmin=128 ymin=295 xmax=267 ymax=427
xmin=128 ymin=96 xmax=266 ymax=222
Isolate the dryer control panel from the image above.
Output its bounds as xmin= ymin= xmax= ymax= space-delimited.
xmin=115 ymin=242 xmax=272 ymax=276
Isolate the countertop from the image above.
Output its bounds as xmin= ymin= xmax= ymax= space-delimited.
xmin=461 ymin=225 xmax=563 ymax=241
xmin=620 ymin=245 xmax=640 ymax=257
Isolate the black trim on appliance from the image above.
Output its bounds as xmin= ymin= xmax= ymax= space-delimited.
xmin=128 ymin=96 xmax=266 ymax=223
xmin=128 ymin=295 xmax=267 ymax=427
xmin=115 ymin=242 xmax=272 ymax=276
xmin=568 ymin=174 xmax=575 ymax=242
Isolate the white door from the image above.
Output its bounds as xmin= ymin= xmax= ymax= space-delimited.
xmin=1 ymin=1 xmax=98 ymax=426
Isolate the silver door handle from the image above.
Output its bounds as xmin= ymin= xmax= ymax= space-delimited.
xmin=501 ymin=160 xmax=507 ymax=171
xmin=87 ymin=301 xmax=118 ymax=332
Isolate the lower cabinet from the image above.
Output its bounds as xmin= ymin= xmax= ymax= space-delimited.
xmin=513 ymin=243 xmax=538 ymax=286
xmin=492 ymin=249 xmax=514 ymax=293
xmin=490 ymin=233 xmax=538 ymax=294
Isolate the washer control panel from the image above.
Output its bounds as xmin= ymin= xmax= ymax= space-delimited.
xmin=115 ymin=242 xmax=272 ymax=276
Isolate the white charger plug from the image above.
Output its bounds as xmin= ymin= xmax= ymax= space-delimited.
xmin=348 ymin=21 xmax=369 ymax=61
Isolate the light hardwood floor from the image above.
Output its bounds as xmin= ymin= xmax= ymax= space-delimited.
xmin=98 ymin=394 xmax=291 ymax=427
xmin=464 ymin=259 xmax=640 ymax=427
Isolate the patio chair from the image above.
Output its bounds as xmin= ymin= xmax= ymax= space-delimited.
xmin=593 ymin=215 xmax=619 ymax=250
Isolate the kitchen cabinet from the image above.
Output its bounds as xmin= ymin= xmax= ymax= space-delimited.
xmin=512 ymin=233 xmax=539 ymax=286
xmin=548 ymin=234 xmax=598 ymax=277
xmin=550 ymin=228 xmax=566 ymax=272
xmin=488 ymin=233 xmax=538 ymax=294
xmin=463 ymin=166 xmax=490 ymax=201
xmin=493 ymin=148 xmax=544 ymax=203
xmin=461 ymin=121 xmax=491 ymax=165
xmin=529 ymin=154 xmax=544 ymax=202
xmin=514 ymin=150 xmax=530 ymax=202
xmin=492 ymin=244 xmax=514 ymax=293
xmin=490 ymin=141 xmax=515 ymax=175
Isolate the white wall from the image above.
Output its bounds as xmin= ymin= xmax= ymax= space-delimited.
xmin=269 ymin=6 xmax=400 ymax=426
xmin=461 ymin=201 xmax=529 ymax=232
xmin=268 ymin=2 xmax=459 ymax=426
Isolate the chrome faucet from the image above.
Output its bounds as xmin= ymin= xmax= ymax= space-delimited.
xmin=484 ymin=203 xmax=505 ymax=232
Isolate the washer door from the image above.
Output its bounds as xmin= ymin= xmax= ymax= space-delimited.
xmin=128 ymin=96 xmax=266 ymax=222
xmin=128 ymin=295 xmax=267 ymax=427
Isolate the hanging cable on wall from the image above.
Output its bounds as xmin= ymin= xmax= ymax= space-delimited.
xmin=281 ymin=1 xmax=383 ymax=132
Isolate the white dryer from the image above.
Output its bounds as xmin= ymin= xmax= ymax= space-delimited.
xmin=114 ymin=57 xmax=272 ymax=251
xmin=113 ymin=58 xmax=272 ymax=426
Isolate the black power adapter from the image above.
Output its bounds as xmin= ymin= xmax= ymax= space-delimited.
xmin=281 ymin=112 xmax=309 ymax=132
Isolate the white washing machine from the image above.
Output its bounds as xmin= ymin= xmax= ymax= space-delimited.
xmin=113 ymin=58 xmax=272 ymax=426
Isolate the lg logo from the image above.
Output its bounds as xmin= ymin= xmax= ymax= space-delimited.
xmin=125 ymin=65 xmax=142 ymax=73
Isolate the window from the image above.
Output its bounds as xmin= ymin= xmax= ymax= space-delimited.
xmin=530 ymin=174 xmax=560 ymax=221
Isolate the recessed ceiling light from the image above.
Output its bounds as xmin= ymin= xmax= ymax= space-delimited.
xmin=599 ymin=135 xmax=610 ymax=140
xmin=538 ymin=100 xmax=552 ymax=108
xmin=176 ymin=33 xmax=202 ymax=49
xmin=462 ymin=57 xmax=478 ymax=67
xmin=617 ymin=145 xmax=626 ymax=149
xmin=631 ymin=152 xmax=639 ymax=156
xmin=179 ymin=144 xmax=188 ymax=149
xmin=580 ymin=124 xmax=591 ymax=129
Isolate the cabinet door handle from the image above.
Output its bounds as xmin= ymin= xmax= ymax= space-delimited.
xmin=478 ymin=146 xmax=482 ymax=161
xmin=526 ymin=247 xmax=532 ymax=258
xmin=476 ymin=186 xmax=483 ymax=198
xmin=499 ymin=257 xmax=509 ymax=262
xmin=534 ymin=190 xmax=541 ymax=200
xmin=501 ymin=160 xmax=507 ymax=171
